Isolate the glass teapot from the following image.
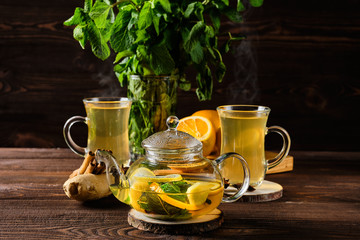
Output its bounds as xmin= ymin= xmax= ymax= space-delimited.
xmin=95 ymin=116 xmax=250 ymax=220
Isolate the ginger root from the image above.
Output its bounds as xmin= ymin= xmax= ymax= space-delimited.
xmin=63 ymin=173 xmax=111 ymax=201
xmin=63 ymin=151 xmax=111 ymax=201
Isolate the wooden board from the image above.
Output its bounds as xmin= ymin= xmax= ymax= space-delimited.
xmin=266 ymin=152 xmax=294 ymax=174
xmin=225 ymin=180 xmax=283 ymax=202
xmin=128 ymin=208 xmax=223 ymax=235
xmin=208 ymin=151 xmax=294 ymax=174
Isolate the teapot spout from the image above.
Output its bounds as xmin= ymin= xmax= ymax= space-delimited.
xmin=95 ymin=149 xmax=130 ymax=205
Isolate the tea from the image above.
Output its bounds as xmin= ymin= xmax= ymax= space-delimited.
xmin=110 ymin=178 xmax=224 ymax=220
xmin=220 ymin=115 xmax=267 ymax=187
xmin=63 ymin=97 xmax=132 ymax=166
xmin=86 ymin=103 xmax=131 ymax=164
xmin=218 ymin=105 xmax=290 ymax=188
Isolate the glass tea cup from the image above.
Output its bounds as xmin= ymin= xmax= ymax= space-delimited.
xmin=217 ymin=105 xmax=291 ymax=188
xmin=63 ymin=97 xmax=132 ymax=166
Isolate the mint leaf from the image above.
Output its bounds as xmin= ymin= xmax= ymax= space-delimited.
xmin=221 ymin=0 xmax=230 ymax=6
xmin=216 ymin=61 xmax=226 ymax=82
xmin=160 ymin=182 xmax=188 ymax=202
xmin=99 ymin=21 xmax=113 ymax=42
xmin=224 ymin=8 xmax=243 ymax=22
xmin=129 ymin=11 xmax=139 ymax=29
xmin=250 ymin=0 xmax=264 ymax=7
xmin=152 ymin=12 xmax=161 ymax=35
xmin=156 ymin=0 xmax=171 ymax=13
xmin=87 ymin=21 xmax=110 ymax=60
xmin=110 ymin=7 xmax=134 ymax=52
xmin=64 ymin=8 xmax=85 ymax=26
xmin=172 ymin=181 xmax=191 ymax=193
xmin=84 ymin=0 xmax=93 ymax=13
xmin=184 ymin=21 xmax=206 ymax=52
xmin=184 ymin=2 xmax=204 ymax=21
xmin=134 ymin=29 xmax=149 ymax=44
xmin=196 ymin=65 xmax=213 ymax=101
xmin=138 ymin=2 xmax=152 ymax=30
xmin=209 ymin=9 xmax=220 ymax=32
xmin=136 ymin=45 xmax=150 ymax=62
xmin=150 ymin=44 xmax=175 ymax=75
xmin=190 ymin=41 xmax=204 ymax=64
xmin=184 ymin=2 xmax=196 ymax=18
xmin=73 ymin=25 xmax=87 ymax=49
xmin=205 ymin=25 xmax=215 ymax=38
xmin=237 ymin=0 xmax=245 ymax=11
xmin=139 ymin=192 xmax=189 ymax=217
xmin=114 ymin=50 xmax=134 ymax=64
xmin=160 ymin=182 xmax=180 ymax=192
xmin=89 ymin=1 xmax=111 ymax=28
xmin=196 ymin=73 xmax=205 ymax=100
xmin=179 ymin=76 xmax=191 ymax=91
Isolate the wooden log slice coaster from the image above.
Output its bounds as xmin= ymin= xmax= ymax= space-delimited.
xmin=128 ymin=208 xmax=224 ymax=235
xmin=225 ymin=180 xmax=283 ymax=202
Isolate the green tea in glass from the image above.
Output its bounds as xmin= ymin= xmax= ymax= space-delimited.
xmin=63 ymin=97 xmax=132 ymax=166
xmin=217 ymin=105 xmax=291 ymax=188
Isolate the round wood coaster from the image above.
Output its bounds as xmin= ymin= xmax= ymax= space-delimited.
xmin=225 ymin=180 xmax=283 ymax=202
xmin=128 ymin=208 xmax=223 ymax=235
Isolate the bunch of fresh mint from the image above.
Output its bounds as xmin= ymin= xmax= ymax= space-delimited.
xmin=64 ymin=0 xmax=263 ymax=100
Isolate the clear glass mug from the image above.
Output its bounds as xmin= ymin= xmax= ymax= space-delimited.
xmin=63 ymin=97 xmax=132 ymax=166
xmin=217 ymin=105 xmax=291 ymax=188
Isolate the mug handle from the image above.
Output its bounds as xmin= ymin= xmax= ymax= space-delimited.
xmin=266 ymin=126 xmax=291 ymax=170
xmin=215 ymin=152 xmax=250 ymax=203
xmin=63 ymin=116 xmax=86 ymax=157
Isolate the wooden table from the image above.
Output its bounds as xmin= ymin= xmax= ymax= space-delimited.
xmin=1 ymin=148 xmax=359 ymax=239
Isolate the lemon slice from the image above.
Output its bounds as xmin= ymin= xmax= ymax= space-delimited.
xmin=129 ymin=167 xmax=156 ymax=182
xmin=135 ymin=174 xmax=182 ymax=182
xmin=168 ymin=161 xmax=210 ymax=172
xmin=207 ymin=182 xmax=223 ymax=196
xmin=186 ymin=182 xmax=217 ymax=206
xmin=129 ymin=181 xmax=151 ymax=212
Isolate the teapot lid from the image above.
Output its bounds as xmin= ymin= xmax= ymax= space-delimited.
xmin=142 ymin=116 xmax=202 ymax=152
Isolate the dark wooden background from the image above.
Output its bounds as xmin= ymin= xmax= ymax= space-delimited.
xmin=0 ymin=0 xmax=359 ymax=151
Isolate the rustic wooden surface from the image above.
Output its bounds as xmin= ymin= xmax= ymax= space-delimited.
xmin=0 ymin=0 xmax=359 ymax=151
xmin=0 ymin=148 xmax=359 ymax=239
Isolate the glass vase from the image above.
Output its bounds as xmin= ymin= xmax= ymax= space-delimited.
xmin=127 ymin=75 xmax=178 ymax=159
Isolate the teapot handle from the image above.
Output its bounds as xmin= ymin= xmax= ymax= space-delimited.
xmin=215 ymin=152 xmax=250 ymax=203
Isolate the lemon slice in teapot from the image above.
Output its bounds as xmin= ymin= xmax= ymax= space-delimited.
xmin=129 ymin=167 xmax=156 ymax=182
xmin=129 ymin=181 xmax=150 ymax=212
xmin=168 ymin=161 xmax=210 ymax=172
xmin=187 ymin=182 xmax=219 ymax=206
xmin=135 ymin=174 xmax=183 ymax=182
xmin=130 ymin=167 xmax=182 ymax=182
